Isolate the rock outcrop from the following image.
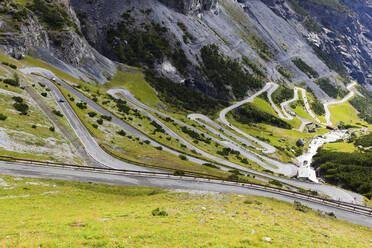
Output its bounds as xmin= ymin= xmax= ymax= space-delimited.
xmin=0 ymin=0 xmax=116 ymax=84
xmin=159 ymin=0 xmax=219 ymax=14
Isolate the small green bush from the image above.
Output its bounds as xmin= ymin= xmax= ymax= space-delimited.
xmin=49 ymin=126 xmax=55 ymax=132
xmin=13 ymin=102 xmax=29 ymax=115
xmin=88 ymin=112 xmax=97 ymax=117
xmin=178 ymin=154 xmax=187 ymax=160
xmin=0 ymin=113 xmax=7 ymax=121
xmin=12 ymin=96 xmax=23 ymax=103
xmin=41 ymin=92 xmax=48 ymax=97
xmin=243 ymin=199 xmax=254 ymax=204
xmin=76 ymin=102 xmax=87 ymax=109
xmin=203 ymin=163 xmax=219 ymax=169
xmin=174 ymin=170 xmax=185 ymax=176
xmin=294 ymin=201 xmax=310 ymax=212
xmin=3 ymin=78 xmax=19 ymax=87
xmin=117 ymin=130 xmax=126 ymax=136
xmin=52 ymin=110 xmax=63 ymax=117
xmin=227 ymin=174 xmax=239 ymax=181
xmin=101 ymin=115 xmax=112 ymax=121
xmin=2 ymin=62 xmax=17 ymax=69
xmin=327 ymin=212 xmax=336 ymax=218
xmin=151 ymin=208 xmax=168 ymax=216
xmin=96 ymin=119 xmax=103 ymax=125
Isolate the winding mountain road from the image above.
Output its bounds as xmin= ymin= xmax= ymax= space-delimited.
xmin=105 ymin=85 xmax=362 ymax=204
xmin=32 ymin=75 xmax=161 ymax=173
xmin=324 ymin=82 xmax=357 ymax=126
xmin=18 ymin=67 xmax=364 ymax=204
xmin=109 ymin=87 xmax=298 ymax=177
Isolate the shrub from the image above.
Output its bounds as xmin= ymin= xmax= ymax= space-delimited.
xmin=174 ymin=170 xmax=185 ymax=176
xmin=49 ymin=126 xmax=55 ymax=132
xmin=31 ymin=125 xmax=37 ymax=129
xmin=52 ymin=110 xmax=63 ymax=117
xmin=116 ymin=99 xmax=130 ymax=114
xmin=12 ymin=96 xmax=23 ymax=103
xmin=241 ymin=158 xmax=249 ymax=164
xmin=151 ymin=208 xmax=168 ymax=216
xmin=92 ymin=124 xmax=98 ymax=129
xmin=0 ymin=113 xmax=7 ymax=121
xmin=150 ymin=120 xmax=165 ymax=133
xmin=327 ymin=212 xmax=336 ymax=218
xmin=96 ymin=119 xmax=103 ymax=125
xmin=178 ymin=154 xmax=187 ymax=160
xmin=227 ymin=174 xmax=239 ymax=181
xmin=155 ymin=146 xmax=163 ymax=150
xmin=76 ymin=101 xmax=87 ymax=109
xmin=203 ymin=163 xmax=219 ymax=169
xmin=13 ymin=102 xmax=29 ymax=115
xmin=1 ymin=62 xmax=17 ymax=69
xmin=243 ymin=199 xmax=254 ymax=204
xmin=294 ymin=201 xmax=310 ymax=213
xmin=3 ymin=78 xmax=19 ymax=87
xmin=88 ymin=112 xmax=97 ymax=117
xmin=101 ymin=115 xmax=112 ymax=121
xmin=41 ymin=92 xmax=48 ymax=97
xmin=117 ymin=130 xmax=126 ymax=136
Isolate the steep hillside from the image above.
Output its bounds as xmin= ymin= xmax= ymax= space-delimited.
xmin=70 ymin=0 xmax=372 ymax=99
xmin=1 ymin=0 xmax=371 ymax=103
xmin=1 ymin=175 xmax=371 ymax=247
xmin=71 ymin=0 xmax=335 ymax=100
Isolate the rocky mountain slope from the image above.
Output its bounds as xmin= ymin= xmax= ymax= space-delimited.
xmin=0 ymin=0 xmax=371 ymax=101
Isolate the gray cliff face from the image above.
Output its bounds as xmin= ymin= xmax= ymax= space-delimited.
xmin=0 ymin=0 xmax=371 ymax=98
xmin=71 ymin=0 xmax=335 ymax=99
xmin=261 ymin=0 xmax=372 ymax=87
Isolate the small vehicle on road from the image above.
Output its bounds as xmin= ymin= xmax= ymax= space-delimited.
xmin=58 ymin=99 xmax=65 ymax=103
xmin=51 ymin=77 xmax=56 ymax=82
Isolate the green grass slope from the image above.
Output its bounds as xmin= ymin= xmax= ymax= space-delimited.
xmin=0 ymin=175 xmax=371 ymax=247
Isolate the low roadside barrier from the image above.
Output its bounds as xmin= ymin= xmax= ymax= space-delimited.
xmin=1 ymin=155 xmax=371 ymax=217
